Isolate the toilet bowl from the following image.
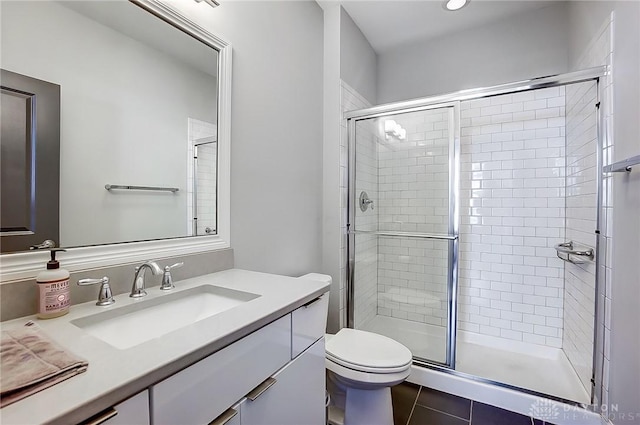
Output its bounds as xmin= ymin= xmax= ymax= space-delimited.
xmin=325 ymin=329 xmax=412 ymax=425
xmin=297 ymin=274 xmax=412 ymax=425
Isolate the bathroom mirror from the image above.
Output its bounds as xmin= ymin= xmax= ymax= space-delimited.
xmin=0 ymin=0 xmax=231 ymax=279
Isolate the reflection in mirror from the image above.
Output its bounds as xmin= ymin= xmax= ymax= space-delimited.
xmin=0 ymin=0 xmax=219 ymax=253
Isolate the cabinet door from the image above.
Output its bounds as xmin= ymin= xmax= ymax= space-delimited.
xmin=291 ymin=294 xmax=328 ymax=358
xmin=241 ymin=337 xmax=325 ymax=425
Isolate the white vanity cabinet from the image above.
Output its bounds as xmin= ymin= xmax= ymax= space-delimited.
xmin=150 ymin=297 xmax=327 ymax=425
xmin=239 ymin=338 xmax=325 ymax=425
xmin=150 ymin=315 xmax=292 ymax=425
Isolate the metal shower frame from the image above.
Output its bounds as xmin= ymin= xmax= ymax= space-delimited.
xmin=345 ymin=66 xmax=607 ymax=405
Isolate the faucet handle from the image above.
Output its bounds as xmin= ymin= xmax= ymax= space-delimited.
xmin=78 ymin=276 xmax=115 ymax=306
xmin=160 ymin=262 xmax=183 ymax=291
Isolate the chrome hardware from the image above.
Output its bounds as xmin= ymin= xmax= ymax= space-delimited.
xmin=160 ymin=262 xmax=184 ymax=291
xmin=554 ymin=241 xmax=594 ymax=264
xmin=359 ymin=191 xmax=374 ymax=212
xmin=602 ymin=154 xmax=640 ymax=173
xmin=348 ymin=230 xmax=458 ymax=240
xmin=209 ymin=408 xmax=238 ymax=425
xmin=205 ymin=227 xmax=214 ymax=234
xmin=246 ymin=377 xmax=277 ymax=401
xmin=78 ymin=276 xmax=115 ymax=306
xmin=130 ymin=261 xmax=163 ymax=298
xmin=302 ymin=296 xmax=323 ymax=308
xmin=81 ymin=407 xmax=118 ymax=425
xmin=105 ymin=184 xmax=179 ymax=193
xmin=29 ymin=239 xmax=56 ymax=250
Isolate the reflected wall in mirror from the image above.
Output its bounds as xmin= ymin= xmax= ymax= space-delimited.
xmin=0 ymin=0 xmax=220 ymax=253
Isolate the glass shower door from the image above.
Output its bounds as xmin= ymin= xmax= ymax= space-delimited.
xmin=347 ymin=103 xmax=459 ymax=366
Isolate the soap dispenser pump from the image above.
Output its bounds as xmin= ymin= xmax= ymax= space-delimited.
xmin=36 ymin=249 xmax=70 ymax=319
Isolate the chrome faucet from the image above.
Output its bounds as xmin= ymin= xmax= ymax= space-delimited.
xmin=130 ymin=261 xmax=163 ymax=298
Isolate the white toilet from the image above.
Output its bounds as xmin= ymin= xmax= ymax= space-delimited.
xmin=298 ymin=274 xmax=412 ymax=425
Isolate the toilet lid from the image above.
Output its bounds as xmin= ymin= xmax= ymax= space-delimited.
xmin=326 ymin=329 xmax=412 ymax=373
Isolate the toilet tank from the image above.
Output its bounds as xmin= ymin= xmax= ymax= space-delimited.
xmin=298 ymin=273 xmax=332 ymax=285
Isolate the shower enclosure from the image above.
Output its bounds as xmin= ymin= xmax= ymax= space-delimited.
xmin=345 ymin=68 xmax=606 ymax=405
xmin=187 ymin=118 xmax=218 ymax=237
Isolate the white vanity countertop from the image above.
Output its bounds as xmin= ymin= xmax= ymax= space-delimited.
xmin=0 ymin=269 xmax=329 ymax=425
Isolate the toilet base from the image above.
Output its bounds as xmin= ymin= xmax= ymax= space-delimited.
xmin=345 ymin=386 xmax=393 ymax=425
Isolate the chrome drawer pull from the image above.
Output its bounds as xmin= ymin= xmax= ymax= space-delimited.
xmin=209 ymin=408 xmax=238 ymax=425
xmin=302 ymin=296 xmax=323 ymax=308
xmin=81 ymin=408 xmax=118 ymax=425
xmin=246 ymin=377 xmax=277 ymax=401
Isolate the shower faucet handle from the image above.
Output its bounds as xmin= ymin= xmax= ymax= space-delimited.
xmin=160 ymin=262 xmax=184 ymax=290
xmin=359 ymin=191 xmax=374 ymax=212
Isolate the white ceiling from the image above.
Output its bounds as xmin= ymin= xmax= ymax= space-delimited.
xmin=339 ymin=0 xmax=560 ymax=53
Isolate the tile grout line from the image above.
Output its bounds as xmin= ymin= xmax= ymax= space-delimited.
xmin=414 ymin=405 xmax=472 ymax=423
xmin=469 ymin=400 xmax=473 ymax=425
xmin=412 ymin=387 xmax=473 ymax=423
xmin=405 ymin=386 xmax=421 ymax=425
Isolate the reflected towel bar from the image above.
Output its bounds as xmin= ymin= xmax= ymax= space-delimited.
xmin=603 ymin=154 xmax=640 ymax=173
xmin=554 ymin=241 xmax=594 ymax=264
xmin=105 ymin=184 xmax=179 ymax=193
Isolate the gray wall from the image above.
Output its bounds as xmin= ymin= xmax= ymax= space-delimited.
xmin=568 ymin=2 xmax=640 ymax=422
xmin=177 ymin=1 xmax=325 ymax=277
xmin=320 ymin=4 xmax=378 ymax=332
xmin=321 ymin=2 xmax=343 ymax=333
xmin=340 ymin=7 xmax=378 ymax=105
xmin=376 ymin=3 xmax=570 ymax=103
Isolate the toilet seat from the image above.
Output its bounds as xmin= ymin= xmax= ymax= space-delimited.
xmin=326 ymin=329 xmax=412 ymax=374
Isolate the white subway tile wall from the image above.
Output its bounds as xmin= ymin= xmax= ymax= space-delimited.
xmin=563 ymin=80 xmax=598 ymax=394
xmin=376 ymin=109 xmax=451 ymax=325
xmin=353 ymin=117 xmax=379 ymax=328
xmin=458 ymin=88 xmax=567 ymax=348
xmin=570 ymin=13 xmax=614 ymax=411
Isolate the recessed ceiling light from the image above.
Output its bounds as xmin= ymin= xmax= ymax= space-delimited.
xmin=444 ymin=0 xmax=469 ymax=11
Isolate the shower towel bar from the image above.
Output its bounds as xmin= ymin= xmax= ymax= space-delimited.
xmin=105 ymin=184 xmax=179 ymax=193
xmin=603 ymin=154 xmax=640 ymax=173
xmin=554 ymin=241 xmax=594 ymax=264
xmin=349 ymin=230 xmax=458 ymax=240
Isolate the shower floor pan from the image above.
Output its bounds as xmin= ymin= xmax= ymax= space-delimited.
xmin=360 ymin=315 xmax=590 ymax=404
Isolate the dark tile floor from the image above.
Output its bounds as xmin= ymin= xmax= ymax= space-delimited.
xmin=391 ymin=382 xmax=552 ymax=425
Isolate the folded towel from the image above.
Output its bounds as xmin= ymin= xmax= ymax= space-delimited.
xmin=0 ymin=323 xmax=88 ymax=408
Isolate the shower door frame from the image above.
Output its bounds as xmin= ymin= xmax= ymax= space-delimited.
xmin=345 ymin=66 xmax=608 ymax=404
xmin=346 ymin=101 xmax=461 ymax=368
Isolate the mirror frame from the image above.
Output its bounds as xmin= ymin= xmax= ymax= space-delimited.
xmin=0 ymin=0 xmax=232 ymax=282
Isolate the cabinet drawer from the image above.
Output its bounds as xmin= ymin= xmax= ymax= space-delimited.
xmin=241 ymin=338 xmax=326 ymax=425
xmin=82 ymin=390 xmax=149 ymax=425
xmin=151 ymin=315 xmax=291 ymax=425
xmin=292 ymin=293 xmax=328 ymax=358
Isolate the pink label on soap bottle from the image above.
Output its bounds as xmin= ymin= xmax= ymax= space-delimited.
xmin=38 ymin=278 xmax=70 ymax=314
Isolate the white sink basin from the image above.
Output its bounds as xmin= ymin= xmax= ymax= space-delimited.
xmin=71 ymin=285 xmax=260 ymax=349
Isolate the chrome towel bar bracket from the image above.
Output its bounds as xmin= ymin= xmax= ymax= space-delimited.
xmin=603 ymin=154 xmax=640 ymax=173
xmin=554 ymin=241 xmax=594 ymax=264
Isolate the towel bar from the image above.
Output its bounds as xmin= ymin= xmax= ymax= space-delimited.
xmin=554 ymin=241 xmax=594 ymax=264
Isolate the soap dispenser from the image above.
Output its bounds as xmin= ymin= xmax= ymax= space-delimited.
xmin=36 ymin=249 xmax=70 ymax=319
